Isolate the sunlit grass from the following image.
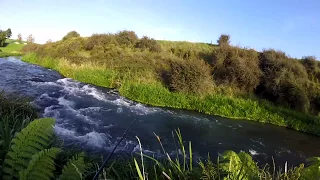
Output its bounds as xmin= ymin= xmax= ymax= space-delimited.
xmin=0 ymin=39 xmax=26 ymax=57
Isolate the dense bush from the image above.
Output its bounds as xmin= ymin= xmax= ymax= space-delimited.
xmin=22 ymin=43 xmax=41 ymax=54
xmin=115 ymin=30 xmax=138 ymax=47
xmin=258 ymin=49 xmax=311 ymax=112
xmin=62 ymin=30 xmax=80 ymax=41
xmin=212 ymin=46 xmax=262 ymax=92
xmin=135 ymin=36 xmax=162 ymax=52
xmin=168 ymin=59 xmax=214 ymax=95
xmin=302 ymin=56 xmax=320 ymax=82
xmin=84 ymin=33 xmax=118 ymax=51
xmin=56 ymin=37 xmax=85 ymax=56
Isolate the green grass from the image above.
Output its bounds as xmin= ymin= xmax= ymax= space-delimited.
xmin=22 ymin=53 xmax=320 ymax=136
xmin=0 ymin=39 xmax=26 ymax=57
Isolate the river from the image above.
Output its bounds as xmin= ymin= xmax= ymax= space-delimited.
xmin=1 ymin=56 xmax=320 ymax=166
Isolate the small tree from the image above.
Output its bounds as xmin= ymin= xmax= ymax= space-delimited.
xmin=217 ymin=34 xmax=230 ymax=46
xmin=46 ymin=39 xmax=53 ymax=44
xmin=27 ymin=34 xmax=35 ymax=43
xmin=17 ymin=33 xmax=22 ymax=43
xmin=0 ymin=31 xmax=6 ymax=47
xmin=62 ymin=31 xmax=80 ymax=41
xmin=6 ymin=28 xmax=12 ymax=38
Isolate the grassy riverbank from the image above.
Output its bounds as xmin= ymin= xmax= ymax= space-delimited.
xmin=0 ymin=39 xmax=25 ymax=57
xmin=22 ymin=53 xmax=320 ymax=136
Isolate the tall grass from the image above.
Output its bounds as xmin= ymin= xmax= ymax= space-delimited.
xmin=117 ymin=129 xmax=308 ymax=180
xmin=22 ymin=53 xmax=320 ymax=136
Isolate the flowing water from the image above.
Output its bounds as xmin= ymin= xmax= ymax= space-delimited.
xmin=1 ymin=57 xmax=320 ymax=166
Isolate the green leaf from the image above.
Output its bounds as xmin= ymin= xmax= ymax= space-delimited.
xmin=2 ymin=118 xmax=55 ymax=179
xmin=134 ymin=158 xmax=144 ymax=180
xmin=59 ymin=153 xmax=86 ymax=180
xmin=19 ymin=148 xmax=60 ymax=180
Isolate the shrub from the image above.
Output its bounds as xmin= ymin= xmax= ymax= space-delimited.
xmin=135 ymin=36 xmax=162 ymax=52
xmin=84 ymin=33 xmax=118 ymax=51
xmin=168 ymin=59 xmax=214 ymax=95
xmin=211 ymin=46 xmax=262 ymax=92
xmin=217 ymin=34 xmax=230 ymax=46
xmin=301 ymin=56 xmax=320 ymax=82
xmin=62 ymin=31 xmax=80 ymax=41
xmin=115 ymin=30 xmax=138 ymax=47
xmin=56 ymin=37 xmax=85 ymax=56
xmin=22 ymin=43 xmax=41 ymax=54
xmin=258 ymin=49 xmax=311 ymax=112
xmin=170 ymin=47 xmax=198 ymax=60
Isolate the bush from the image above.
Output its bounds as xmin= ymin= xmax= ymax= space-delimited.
xmin=62 ymin=31 xmax=80 ymax=41
xmin=135 ymin=36 xmax=162 ymax=52
xmin=168 ymin=59 xmax=214 ymax=95
xmin=22 ymin=43 xmax=41 ymax=54
xmin=115 ymin=30 xmax=138 ymax=47
xmin=258 ymin=49 xmax=311 ymax=112
xmin=56 ymin=37 xmax=85 ymax=56
xmin=90 ymin=44 xmax=123 ymax=61
xmin=169 ymin=47 xmax=198 ymax=60
xmin=217 ymin=34 xmax=230 ymax=46
xmin=302 ymin=56 xmax=320 ymax=82
xmin=211 ymin=46 xmax=262 ymax=92
xmin=84 ymin=33 xmax=118 ymax=51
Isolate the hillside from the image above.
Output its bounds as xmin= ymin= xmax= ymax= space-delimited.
xmin=20 ymin=30 xmax=320 ymax=136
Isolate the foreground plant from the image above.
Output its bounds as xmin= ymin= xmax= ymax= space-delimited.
xmin=1 ymin=118 xmax=87 ymax=180
xmin=131 ymin=129 xmax=320 ymax=180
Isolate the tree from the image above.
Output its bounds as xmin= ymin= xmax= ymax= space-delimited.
xmin=27 ymin=34 xmax=35 ymax=43
xmin=46 ymin=39 xmax=53 ymax=43
xmin=17 ymin=33 xmax=22 ymax=43
xmin=62 ymin=31 xmax=80 ymax=41
xmin=217 ymin=34 xmax=230 ymax=46
xmin=6 ymin=28 xmax=12 ymax=38
xmin=0 ymin=31 xmax=6 ymax=47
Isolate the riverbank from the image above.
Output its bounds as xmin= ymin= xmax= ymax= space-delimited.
xmin=21 ymin=53 xmax=320 ymax=136
xmin=0 ymin=39 xmax=24 ymax=57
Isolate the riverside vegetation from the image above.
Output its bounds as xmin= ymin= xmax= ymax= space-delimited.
xmin=21 ymin=31 xmax=320 ymax=136
xmin=2 ymin=30 xmax=320 ymax=179
xmin=0 ymin=93 xmax=320 ymax=180
xmin=0 ymin=28 xmax=22 ymax=57
xmin=2 ymin=92 xmax=320 ymax=180
xmin=0 ymin=28 xmax=29 ymax=57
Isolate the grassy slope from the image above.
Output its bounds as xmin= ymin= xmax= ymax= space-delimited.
xmin=0 ymin=39 xmax=25 ymax=57
xmin=22 ymin=53 xmax=320 ymax=136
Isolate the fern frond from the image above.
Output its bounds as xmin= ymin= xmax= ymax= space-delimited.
xmin=59 ymin=153 xmax=86 ymax=180
xmin=2 ymin=118 xmax=55 ymax=179
xmin=19 ymin=147 xmax=61 ymax=180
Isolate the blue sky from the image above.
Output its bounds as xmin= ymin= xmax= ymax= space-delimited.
xmin=0 ymin=0 xmax=319 ymax=58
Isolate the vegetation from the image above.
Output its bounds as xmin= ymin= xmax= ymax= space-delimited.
xmin=0 ymin=28 xmax=12 ymax=47
xmin=21 ymin=30 xmax=320 ymax=136
xmin=1 ymin=91 xmax=320 ymax=179
xmin=62 ymin=30 xmax=80 ymax=41
xmin=27 ymin=34 xmax=35 ymax=44
xmin=0 ymin=107 xmax=320 ymax=179
xmin=0 ymin=28 xmax=25 ymax=57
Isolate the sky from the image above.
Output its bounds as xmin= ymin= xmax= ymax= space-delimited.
xmin=0 ymin=0 xmax=319 ymax=58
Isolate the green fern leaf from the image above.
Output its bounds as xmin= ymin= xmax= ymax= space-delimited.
xmin=2 ymin=118 xmax=55 ymax=179
xmin=19 ymin=147 xmax=61 ymax=180
xmin=59 ymin=153 xmax=86 ymax=180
